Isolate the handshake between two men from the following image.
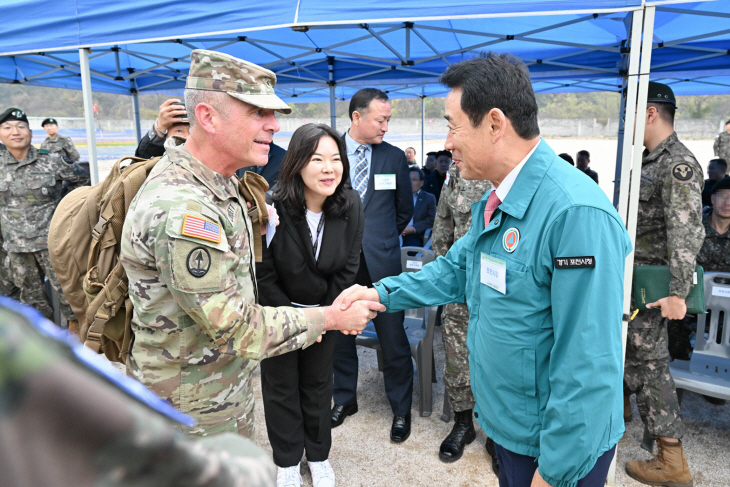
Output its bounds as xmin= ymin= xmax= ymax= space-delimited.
xmin=322 ymin=285 xmax=383 ymax=338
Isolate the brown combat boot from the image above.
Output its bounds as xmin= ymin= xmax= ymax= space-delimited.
xmin=626 ymin=438 xmax=693 ymax=487
xmin=624 ymin=395 xmax=632 ymax=422
xmin=67 ymin=320 xmax=81 ymax=338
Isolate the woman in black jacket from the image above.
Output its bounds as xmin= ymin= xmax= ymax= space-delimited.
xmin=257 ymin=123 xmax=363 ymax=487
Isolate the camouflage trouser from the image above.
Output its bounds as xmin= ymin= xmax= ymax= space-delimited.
xmin=624 ymin=308 xmax=684 ymax=439
xmin=0 ymin=245 xmax=20 ymax=299
xmin=442 ymin=302 xmax=475 ymax=412
xmin=6 ymin=250 xmax=76 ymax=322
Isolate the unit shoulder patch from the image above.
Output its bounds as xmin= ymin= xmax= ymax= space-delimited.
xmin=181 ymin=214 xmax=221 ymax=243
xmin=671 ymin=163 xmax=694 ymax=183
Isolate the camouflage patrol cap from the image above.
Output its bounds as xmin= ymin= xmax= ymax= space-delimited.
xmin=41 ymin=118 xmax=58 ymax=127
xmin=646 ymin=81 xmax=676 ymax=107
xmin=0 ymin=107 xmax=29 ymax=125
xmin=186 ymin=50 xmax=291 ymax=114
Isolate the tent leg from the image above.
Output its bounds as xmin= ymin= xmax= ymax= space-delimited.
xmin=132 ymin=89 xmax=142 ymax=143
xmin=421 ymin=94 xmax=425 ymax=168
xmin=330 ymin=85 xmax=336 ymax=130
xmin=607 ymin=6 xmax=656 ymax=487
xmin=79 ymin=47 xmax=99 ymax=185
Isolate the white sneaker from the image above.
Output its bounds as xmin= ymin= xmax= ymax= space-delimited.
xmin=277 ymin=465 xmax=302 ymax=487
xmin=308 ymin=460 xmax=335 ymax=487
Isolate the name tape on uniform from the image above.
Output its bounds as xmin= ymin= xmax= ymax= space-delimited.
xmin=181 ymin=214 xmax=221 ymax=243
xmin=554 ymin=256 xmax=595 ymax=269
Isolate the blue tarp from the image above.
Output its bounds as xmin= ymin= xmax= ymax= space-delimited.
xmin=1 ymin=1 xmax=728 ymax=100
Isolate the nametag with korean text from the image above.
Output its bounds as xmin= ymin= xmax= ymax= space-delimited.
xmin=553 ymin=256 xmax=595 ymax=269
xmin=406 ymin=260 xmax=423 ymax=270
xmin=712 ymin=286 xmax=730 ymax=298
xmin=374 ymin=174 xmax=396 ymax=190
xmin=481 ymin=253 xmax=506 ymax=294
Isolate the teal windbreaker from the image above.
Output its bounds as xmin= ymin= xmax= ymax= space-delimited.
xmin=376 ymin=140 xmax=632 ymax=487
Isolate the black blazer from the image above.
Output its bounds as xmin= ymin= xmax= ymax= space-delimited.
xmin=344 ymin=134 xmax=413 ymax=282
xmin=256 ymin=189 xmax=364 ymax=307
xmin=412 ymin=190 xmax=437 ymax=235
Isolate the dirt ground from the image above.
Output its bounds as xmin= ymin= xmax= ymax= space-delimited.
xmin=250 ymin=324 xmax=730 ymax=486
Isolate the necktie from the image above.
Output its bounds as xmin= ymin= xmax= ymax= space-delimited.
xmin=352 ymin=145 xmax=369 ymax=202
xmin=483 ymin=191 xmax=501 ymax=227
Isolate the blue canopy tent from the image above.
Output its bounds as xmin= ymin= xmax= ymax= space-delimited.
xmin=1 ymin=2 xmax=728 ymax=483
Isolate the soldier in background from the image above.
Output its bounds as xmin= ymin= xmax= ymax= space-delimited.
xmin=701 ymin=158 xmax=727 ymax=208
xmin=0 ymin=108 xmax=89 ymax=324
xmin=0 ymin=230 xmax=19 ymax=299
xmin=624 ymin=82 xmax=703 ymax=487
xmin=134 ymin=99 xmax=190 ymax=160
xmin=40 ymin=118 xmax=80 ymax=163
xmin=120 ymin=50 xmax=381 ymax=440
xmin=431 ymin=162 xmax=494 ymax=468
xmin=713 ymin=119 xmax=730 ymax=162
xmin=0 ymin=297 xmax=277 ymax=487
xmin=697 ymin=176 xmax=730 ymax=273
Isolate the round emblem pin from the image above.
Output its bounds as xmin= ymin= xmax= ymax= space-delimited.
xmin=187 ymin=246 xmax=212 ymax=278
xmin=503 ymin=228 xmax=520 ymax=253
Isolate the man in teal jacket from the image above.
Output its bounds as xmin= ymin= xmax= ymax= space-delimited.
xmin=341 ymin=53 xmax=632 ymax=487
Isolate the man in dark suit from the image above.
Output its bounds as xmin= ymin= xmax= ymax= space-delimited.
xmin=236 ymin=142 xmax=286 ymax=188
xmin=423 ymin=150 xmax=451 ymax=203
xmin=332 ymin=88 xmax=415 ymax=442
xmin=576 ymin=150 xmax=599 ymax=184
xmin=402 ymin=167 xmax=436 ymax=247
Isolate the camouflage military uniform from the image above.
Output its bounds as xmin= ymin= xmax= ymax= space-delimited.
xmin=41 ymin=133 xmax=81 ymax=163
xmin=0 ymin=145 xmax=88 ymax=320
xmin=0 ymin=230 xmax=19 ymax=299
xmin=713 ymin=130 xmax=730 ymax=163
xmin=696 ymin=212 xmax=730 ymax=273
xmin=0 ymin=297 xmax=276 ymax=487
xmin=121 ymin=137 xmax=324 ymax=440
xmin=431 ymin=162 xmax=491 ymax=412
xmin=625 ymin=132 xmax=704 ymax=440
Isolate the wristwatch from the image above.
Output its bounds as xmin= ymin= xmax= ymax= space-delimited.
xmin=149 ymin=120 xmax=167 ymax=141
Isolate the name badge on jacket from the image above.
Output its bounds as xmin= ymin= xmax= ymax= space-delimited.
xmin=374 ymin=174 xmax=396 ymax=190
xmin=481 ymin=253 xmax=506 ymax=294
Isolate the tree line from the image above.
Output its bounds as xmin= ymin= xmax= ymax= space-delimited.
xmin=2 ymin=84 xmax=729 ymax=121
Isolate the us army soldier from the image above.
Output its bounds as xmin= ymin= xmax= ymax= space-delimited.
xmin=0 ymin=108 xmax=89 ymax=322
xmin=120 ymin=50 xmax=382 ymax=439
xmin=431 ymin=162 xmax=492 ymax=464
xmin=0 ymin=297 xmax=277 ymax=487
xmin=624 ymin=82 xmax=703 ymax=487
xmin=40 ymin=117 xmax=81 ymax=163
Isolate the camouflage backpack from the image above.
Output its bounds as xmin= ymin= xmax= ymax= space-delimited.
xmin=48 ymin=155 xmax=270 ymax=364
xmin=48 ymin=156 xmax=161 ymax=363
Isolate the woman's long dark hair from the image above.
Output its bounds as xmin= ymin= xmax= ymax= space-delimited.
xmin=272 ymin=123 xmax=352 ymax=221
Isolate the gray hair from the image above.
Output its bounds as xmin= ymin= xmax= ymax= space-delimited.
xmin=184 ymin=89 xmax=233 ymax=128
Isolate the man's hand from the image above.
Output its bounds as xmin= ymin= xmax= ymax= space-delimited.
xmin=336 ymin=284 xmax=381 ymax=312
xmin=531 ymin=469 xmax=553 ymax=487
xmin=401 ymin=225 xmax=416 ymax=237
xmin=156 ymin=99 xmax=187 ymax=134
xmin=323 ymin=298 xmax=384 ymax=334
xmin=646 ymin=295 xmax=687 ymax=320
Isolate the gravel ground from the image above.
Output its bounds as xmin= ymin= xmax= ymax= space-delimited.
xmin=251 ymin=325 xmax=730 ymax=486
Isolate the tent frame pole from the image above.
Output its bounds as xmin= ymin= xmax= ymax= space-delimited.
xmin=607 ymin=6 xmax=656 ymax=486
xmin=421 ymin=92 xmax=425 ymax=167
xmin=131 ymin=82 xmax=142 ymax=143
xmin=79 ymin=47 xmax=99 ymax=185
xmin=328 ymin=56 xmax=336 ymax=130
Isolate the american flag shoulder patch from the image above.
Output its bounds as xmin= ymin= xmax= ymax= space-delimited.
xmin=181 ymin=214 xmax=221 ymax=243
